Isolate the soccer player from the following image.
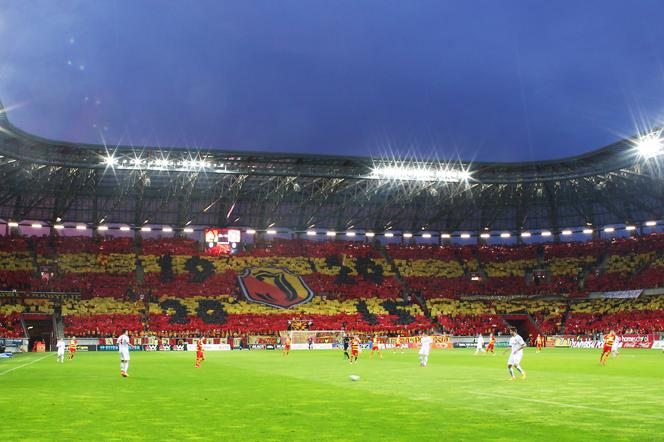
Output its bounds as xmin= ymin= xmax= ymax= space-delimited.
xmin=600 ymin=330 xmax=616 ymax=365
xmin=56 ymin=338 xmax=65 ymax=363
xmin=535 ymin=334 xmax=543 ymax=353
xmin=350 ymin=336 xmax=360 ymax=364
xmin=370 ymin=334 xmax=382 ymax=359
xmin=394 ymin=334 xmax=404 ymax=354
xmin=118 ymin=329 xmax=131 ymax=377
xmin=507 ymin=328 xmax=527 ymax=380
xmin=486 ymin=333 xmax=496 ymax=356
xmin=474 ymin=333 xmax=485 ymax=355
xmin=307 ymin=336 xmax=314 ymax=350
xmin=67 ymin=336 xmax=78 ymax=360
xmin=418 ymin=332 xmax=433 ymax=367
xmin=342 ymin=335 xmax=351 ymax=361
xmin=283 ymin=335 xmax=291 ymax=356
xmin=611 ymin=335 xmax=621 ymax=358
xmin=195 ymin=337 xmax=206 ymax=368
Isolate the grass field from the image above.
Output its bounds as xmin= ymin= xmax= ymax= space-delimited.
xmin=1 ymin=348 xmax=663 ymax=441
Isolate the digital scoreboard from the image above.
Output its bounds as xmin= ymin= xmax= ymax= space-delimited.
xmin=204 ymin=228 xmax=241 ymax=255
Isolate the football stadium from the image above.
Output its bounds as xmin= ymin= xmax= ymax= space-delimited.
xmin=1 ymin=3 xmax=664 ymax=441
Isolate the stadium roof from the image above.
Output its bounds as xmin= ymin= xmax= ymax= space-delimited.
xmin=1 ymin=100 xmax=663 ymax=234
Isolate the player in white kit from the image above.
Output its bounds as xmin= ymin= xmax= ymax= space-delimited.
xmin=507 ymin=328 xmax=527 ymax=380
xmin=474 ymin=334 xmax=485 ymax=355
xmin=56 ymin=339 xmax=65 ymax=363
xmin=118 ymin=329 xmax=131 ymax=378
xmin=611 ymin=335 xmax=621 ymax=358
xmin=418 ymin=333 xmax=433 ymax=367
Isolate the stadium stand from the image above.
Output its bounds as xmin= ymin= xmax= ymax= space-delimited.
xmin=1 ymin=234 xmax=664 ymax=338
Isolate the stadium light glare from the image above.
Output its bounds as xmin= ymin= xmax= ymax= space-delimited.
xmin=561 ymin=229 xmax=573 ymax=236
xmin=31 ymin=223 xmax=42 ymax=228
xmin=582 ymin=228 xmax=593 ymax=234
xmin=306 ymin=230 xmax=316 ymax=236
xmin=480 ymin=233 xmax=490 ymax=239
xmin=460 ymin=233 xmax=470 ymax=239
xmin=441 ymin=233 xmax=451 ymax=239
xmin=266 ymin=229 xmax=277 ymax=235
xmin=365 ymin=232 xmax=375 ymax=237
xmin=521 ymin=232 xmax=531 ymax=238
xmin=76 ymin=225 xmax=86 ymax=230
xmin=625 ymin=225 xmax=636 ymax=231
xmin=500 ymin=232 xmax=511 ymax=238
xmin=369 ymin=163 xmax=471 ymax=182
xmin=245 ymin=229 xmax=256 ymax=235
xmin=141 ymin=226 xmax=151 ymax=232
xmin=604 ymin=227 xmax=615 ymax=233
xmin=384 ymin=232 xmax=394 ymax=237
xmin=645 ymin=221 xmax=657 ymax=227
xmin=8 ymin=221 xmax=18 ymax=227
xmin=326 ymin=231 xmax=336 ymax=236
xmin=97 ymin=225 xmax=109 ymax=231
xmin=162 ymin=226 xmax=173 ymax=232
xmin=346 ymin=232 xmax=356 ymax=237
xmin=54 ymin=224 xmax=64 ymax=230
xmin=635 ymin=132 xmax=664 ymax=158
xmin=422 ymin=233 xmax=432 ymax=238
xmin=403 ymin=233 xmax=413 ymax=238
xmin=541 ymin=231 xmax=552 ymax=237
xmin=183 ymin=227 xmax=194 ymax=233
xmin=102 ymin=155 xmax=118 ymax=167
xmin=119 ymin=226 xmax=131 ymax=231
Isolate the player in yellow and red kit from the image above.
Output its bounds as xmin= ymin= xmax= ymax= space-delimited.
xmin=350 ymin=336 xmax=360 ymax=363
xmin=370 ymin=334 xmax=382 ymax=359
xmin=283 ymin=336 xmax=291 ymax=356
xmin=600 ymin=331 xmax=616 ymax=365
xmin=486 ymin=333 xmax=496 ymax=355
xmin=68 ymin=337 xmax=78 ymax=360
xmin=535 ymin=334 xmax=543 ymax=353
xmin=195 ymin=338 xmax=205 ymax=368
xmin=394 ymin=335 xmax=404 ymax=354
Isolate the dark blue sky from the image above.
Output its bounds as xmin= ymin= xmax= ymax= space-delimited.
xmin=2 ymin=1 xmax=664 ymax=162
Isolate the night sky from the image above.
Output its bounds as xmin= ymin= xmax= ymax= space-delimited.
xmin=2 ymin=1 xmax=664 ymax=162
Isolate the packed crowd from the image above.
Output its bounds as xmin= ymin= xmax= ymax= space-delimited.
xmin=1 ymin=233 xmax=664 ymax=337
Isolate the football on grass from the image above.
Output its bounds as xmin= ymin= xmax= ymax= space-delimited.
xmin=349 ymin=375 xmax=360 ymax=381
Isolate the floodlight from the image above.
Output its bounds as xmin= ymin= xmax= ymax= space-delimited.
xmin=306 ymin=230 xmax=316 ymax=236
xmin=460 ymin=233 xmax=470 ymax=239
xmin=365 ymin=232 xmax=375 ymax=237
xmin=541 ymin=231 xmax=552 ymax=237
xmin=561 ymin=230 xmax=572 ymax=236
xmin=183 ymin=227 xmax=194 ymax=233
xmin=645 ymin=221 xmax=657 ymax=227
xmin=8 ymin=221 xmax=19 ymax=227
xmin=480 ymin=233 xmax=490 ymax=239
xmin=141 ymin=227 xmax=151 ymax=232
xmin=245 ymin=229 xmax=256 ymax=235
xmin=31 ymin=223 xmax=42 ymax=228
xmin=97 ymin=225 xmax=109 ymax=231
xmin=636 ymin=133 xmax=664 ymax=158
xmin=54 ymin=224 xmax=64 ymax=230
xmin=384 ymin=232 xmax=394 ymax=237
xmin=500 ymin=232 xmax=511 ymax=238
xmin=76 ymin=225 xmax=86 ymax=230
xmin=441 ymin=233 xmax=451 ymax=239
xmin=403 ymin=233 xmax=413 ymax=238
xmin=422 ymin=233 xmax=432 ymax=238
xmin=266 ymin=229 xmax=277 ymax=235
xmin=120 ymin=226 xmax=131 ymax=231
xmin=582 ymin=228 xmax=593 ymax=234
xmin=604 ymin=227 xmax=615 ymax=233
xmin=326 ymin=231 xmax=336 ymax=236
xmin=625 ymin=225 xmax=636 ymax=231
xmin=162 ymin=227 xmax=173 ymax=232
xmin=346 ymin=232 xmax=356 ymax=237
xmin=521 ymin=232 xmax=531 ymax=238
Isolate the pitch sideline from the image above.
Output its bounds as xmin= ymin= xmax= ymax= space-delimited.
xmin=0 ymin=353 xmax=52 ymax=376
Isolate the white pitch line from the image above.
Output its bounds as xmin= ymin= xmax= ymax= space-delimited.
xmin=0 ymin=353 xmax=52 ymax=376
xmin=471 ymin=391 xmax=661 ymax=420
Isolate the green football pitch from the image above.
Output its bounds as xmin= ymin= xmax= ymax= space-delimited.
xmin=1 ymin=348 xmax=662 ymax=441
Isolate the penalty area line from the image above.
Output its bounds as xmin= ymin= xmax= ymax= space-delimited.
xmin=470 ymin=391 xmax=661 ymax=421
xmin=0 ymin=353 xmax=52 ymax=376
